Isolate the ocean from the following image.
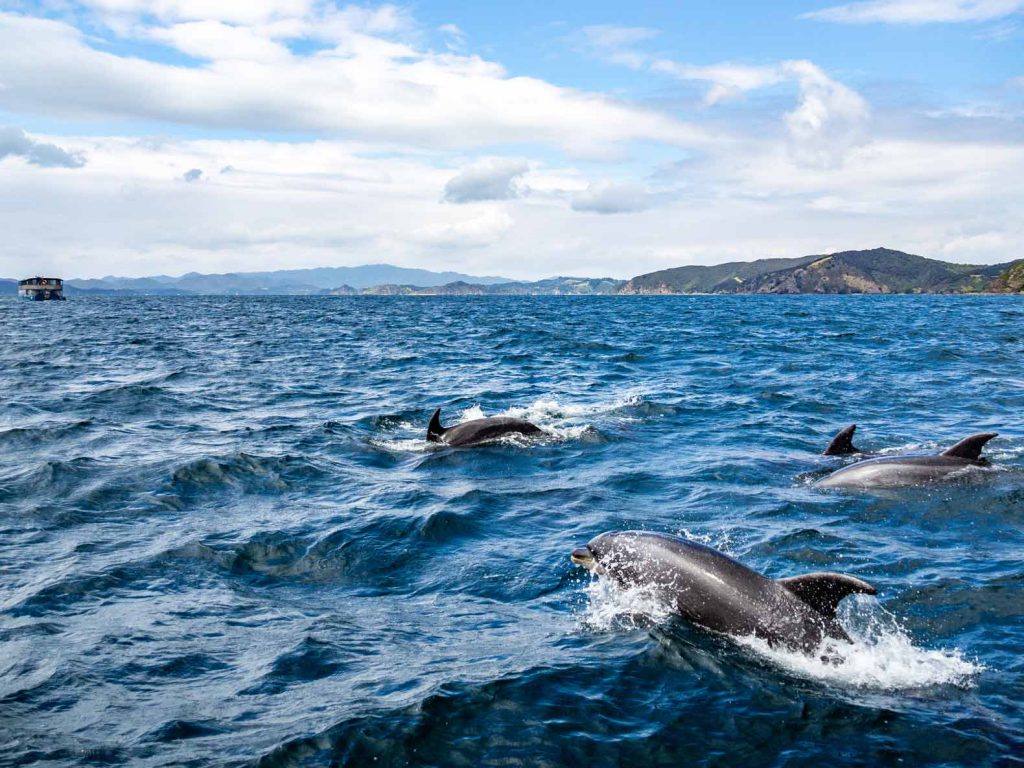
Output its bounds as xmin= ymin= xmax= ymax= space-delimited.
xmin=1 ymin=295 xmax=1022 ymax=766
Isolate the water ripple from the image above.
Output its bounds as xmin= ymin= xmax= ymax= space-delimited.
xmin=1 ymin=295 xmax=1023 ymax=766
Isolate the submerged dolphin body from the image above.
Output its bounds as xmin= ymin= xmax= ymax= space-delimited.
xmin=571 ymin=531 xmax=875 ymax=653
xmin=817 ymin=432 xmax=998 ymax=489
xmin=426 ymin=407 xmax=544 ymax=447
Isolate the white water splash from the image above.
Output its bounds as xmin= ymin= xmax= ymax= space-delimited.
xmin=987 ymin=443 xmax=1024 ymax=461
xmin=673 ymin=527 xmax=736 ymax=555
xmin=373 ymin=392 xmax=647 ymax=452
xmin=577 ymin=576 xmax=673 ymax=632
xmin=369 ymin=419 xmax=439 ymax=453
xmin=500 ymin=392 xmax=644 ymax=440
xmin=456 ymin=405 xmax=487 ymax=422
xmin=737 ymin=598 xmax=983 ymax=690
xmin=579 ymin=580 xmax=982 ymax=691
xmin=502 ymin=391 xmax=644 ymax=423
xmin=371 ymin=437 xmax=438 ymax=453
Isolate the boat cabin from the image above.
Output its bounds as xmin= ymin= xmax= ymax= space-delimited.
xmin=18 ymin=277 xmax=66 ymax=301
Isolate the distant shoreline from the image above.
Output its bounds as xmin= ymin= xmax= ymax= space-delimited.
xmin=6 ymin=247 xmax=1022 ymax=296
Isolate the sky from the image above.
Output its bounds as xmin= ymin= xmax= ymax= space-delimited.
xmin=0 ymin=0 xmax=1022 ymax=280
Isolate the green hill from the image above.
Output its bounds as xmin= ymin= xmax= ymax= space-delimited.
xmin=620 ymin=248 xmax=1015 ymax=295
xmin=619 ymin=254 xmax=821 ymax=294
xmin=988 ymin=260 xmax=1024 ymax=293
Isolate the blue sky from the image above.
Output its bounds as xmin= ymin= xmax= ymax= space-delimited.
xmin=0 ymin=0 xmax=1022 ymax=279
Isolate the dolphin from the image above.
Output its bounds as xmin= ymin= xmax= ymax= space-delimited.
xmin=426 ymin=407 xmax=544 ymax=447
xmin=571 ymin=531 xmax=875 ymax=653
xmin=817 ymin=432 xmax=998 ymax=489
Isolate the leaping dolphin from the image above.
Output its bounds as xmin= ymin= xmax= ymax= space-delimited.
xmin=817 ymin=432 xmax=998 ymax=489
xmin=426 ymin=407 xmax=545 ymax=447
xmin=571 ymin=531 xmax=876 ymax=653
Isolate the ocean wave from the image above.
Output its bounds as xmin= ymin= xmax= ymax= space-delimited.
xmin=167 ymin=452 xmax=327 ymax=494
xmin=4 ymin=295 xmax=1024 ymax=767
xmin=0 ymin=419 xmax=94 ymax=451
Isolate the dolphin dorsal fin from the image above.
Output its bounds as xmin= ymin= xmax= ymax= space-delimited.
xmin=941 ymin=432 xmax=998 ymax=461
xmin=823 ymin=424 xmax=859 ymax=456
xmin=426 ymin=408 xmax=446 ymax=442
xmin=777 ymin=573 xmax=876 ymax=617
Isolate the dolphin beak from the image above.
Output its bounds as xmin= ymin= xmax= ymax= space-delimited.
xmin=571 ymin=546 xmax=596 ymax=570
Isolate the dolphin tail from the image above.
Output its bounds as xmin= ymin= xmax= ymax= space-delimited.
xmin=427 ymin=408 xmax=446 ymax=443
xmin=823 ymin=424 xmax=859 ymax=456
xmin=777 ymin=572 xmax=876 ymax=619
xmin=942 ymin=432 xmax=998 ymax=461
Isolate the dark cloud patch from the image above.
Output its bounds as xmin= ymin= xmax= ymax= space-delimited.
xmin=0 ymin=126 xmax=85 ymax=168
xmin=442 ymin=158 xmax=529 ymax=203
xmin=183 ymin=168 xmax=203 ymax=182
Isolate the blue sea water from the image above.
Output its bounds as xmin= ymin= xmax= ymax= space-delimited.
xmin=1 ymin=295 xmax=1023 ymax=767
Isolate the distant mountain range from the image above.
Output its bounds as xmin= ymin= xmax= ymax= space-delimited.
xmin=58 ymin=264 xmax=511 ymax=296
xmin=356 ymin=277 xmax=623 ymax=296
xmin=5 ymin=248 xmax=1022 ymax=297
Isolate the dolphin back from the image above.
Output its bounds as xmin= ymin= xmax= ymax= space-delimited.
xmin=427 ymin=407 xmax=544 ymax=447
xmin=586 ymin=531 xmax=876 ymax=651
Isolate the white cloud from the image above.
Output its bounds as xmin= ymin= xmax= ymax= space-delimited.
xmin=576 ymin=24 xmax=658 ymax=69
xmin=571 ymin=181 xmax=664 ymax=214
xmin=0 ymin=11 xmax=700 ymax=154
xmin=0 ymin=126 xmax=86 ymax=168
xmin=2 ymin=132 xmax=1022 ymax=280
xmin=803 ymin=0 xmax=1024 ymax=24
xmin=573 ymin=25 xmax=870 ymax=167
xmin=147 ymin=20 xmax=292 ymax=61
xmin=442 ymin=158 xmax=529 ymax=203
xmin=412 ymin=209 xmax=514 ymax=248
xmin=579 ymin=24 xmax=658 ymax=50
xmin=780 ymin=60 xmax=870 ymax=167
xmin=438 ymin=22 xmax=465 ymax=50
xmin=652 ymin=58 xmax=870 ymax=167
xmin=651 ymin=61 xmax=785 ymax=105
xmin=0 ymin=5 xmax=1020 ymax=282
xmin=78 ymin=0 xmax=406 ymax=29
xmin=939 ymin=230 xmax=1008 ymax=258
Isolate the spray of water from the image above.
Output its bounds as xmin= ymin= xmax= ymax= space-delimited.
xmin=578 ymin=580 xmax=983 ymax=691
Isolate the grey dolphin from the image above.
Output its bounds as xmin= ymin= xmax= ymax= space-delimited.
xmin=426 ymin=407 xmax=544 ymax=447
xmin=817 ymin=432 xmax=998 ymax=489
xmin=571 ymin=531 xmax=875 ymax=653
